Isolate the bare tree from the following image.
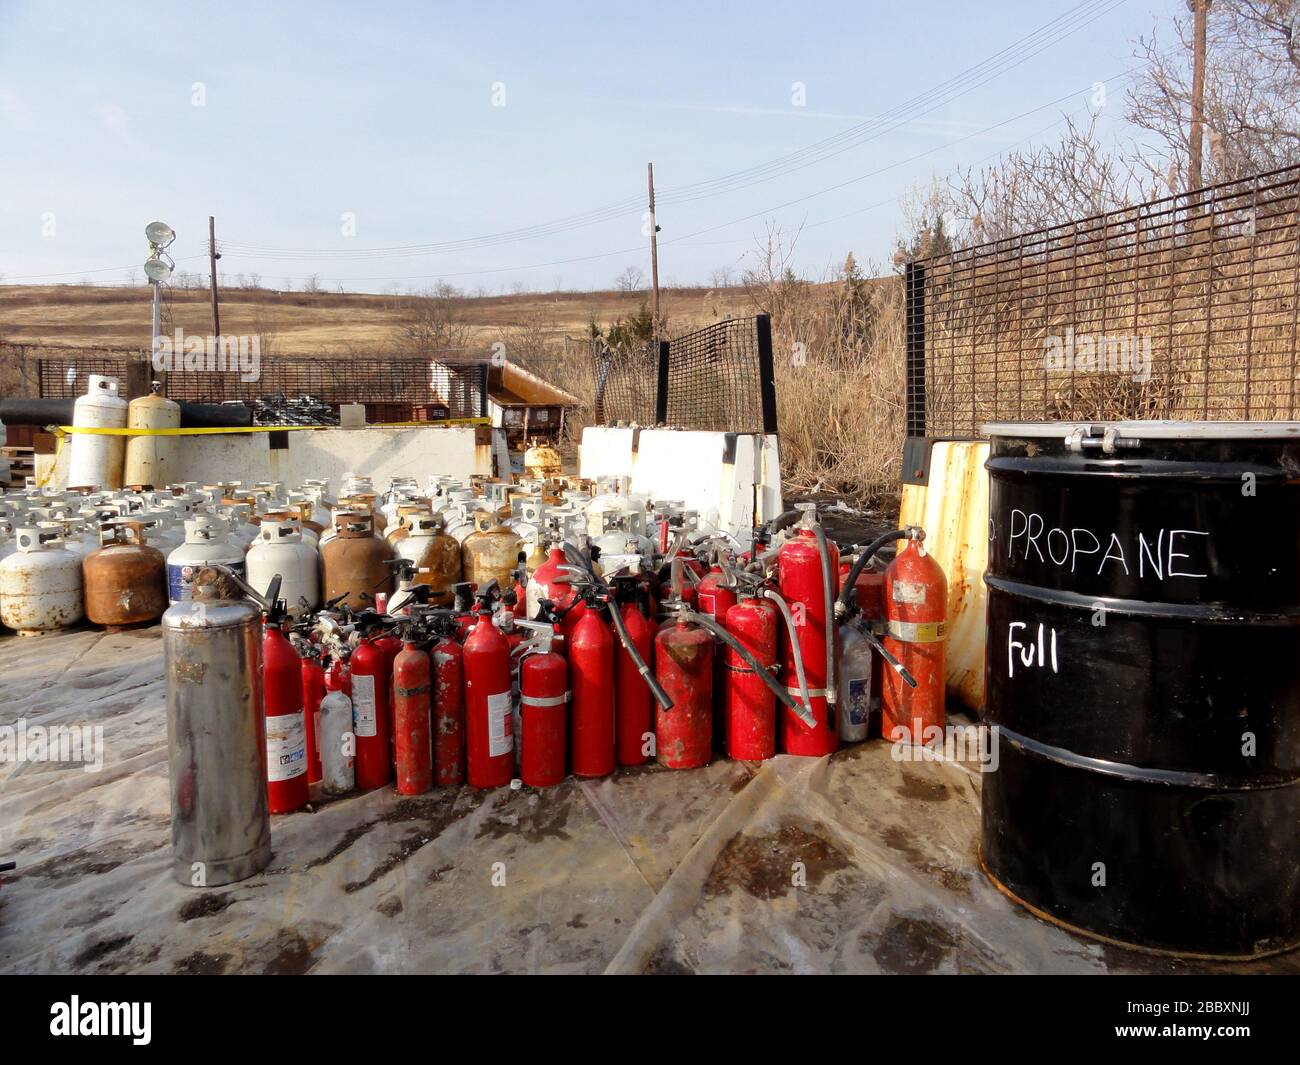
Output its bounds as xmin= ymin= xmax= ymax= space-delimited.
xmin=394 ymin=286 xmax=474 ymax=355
xmin=1128 ymin=1 xmax=1300 ymax=188
xmin=614 ymin=265 xmax=645 ymax=293
xmin=303 ymin=273 xmax=322 ymax=294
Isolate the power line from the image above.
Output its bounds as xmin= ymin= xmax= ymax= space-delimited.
xmin=214 ymin=0 xmax=1123 ymax=264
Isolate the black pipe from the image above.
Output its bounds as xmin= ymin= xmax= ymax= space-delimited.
xmin=837 ymin=528 xmax=912 ymax=611
xmin=0 ymin=398 xmax=254 ymax=428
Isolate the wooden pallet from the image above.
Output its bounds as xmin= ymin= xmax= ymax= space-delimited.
xmin=2 ymin=446 xmax=34 ymax=489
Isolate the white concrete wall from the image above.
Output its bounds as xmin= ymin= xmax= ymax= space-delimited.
xmin=49 ymin=425 xmax=494 ymax=489
xmin=579 ymin=427 xmax=783 ymax=545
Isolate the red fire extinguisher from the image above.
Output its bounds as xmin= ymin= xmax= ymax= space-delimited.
xmin=517 ymin=623 xmax=568 ymax=787
xmin=298 ymin=639 xmax=325 ymax=785
xmin=654 ymin=612 xmax=713 ymax=769
xmin=393 ymin=627 xmax=433 ymax=795
xmin=695 ymin=557 xmax=737 ymax=620
xmin=613 ymin=577 xmax=654 ymax=767
xmin=351 ymin=627 xmax=393 ymax=791
xmin=569 ymin=589 xmax=615 ymax=778
xmin=723 ymin=591 xmax=779 ymax=760
xmin=431 ymin=614 xmax=466 ymax=787
xmin=777 ymin=505 xmax=840 ymax=757
xmin=263 ymin=617 xmax=309 ymax=813
xmin=463 ymin=605 xmax=515 ymax=788
xmin=882 ymin=530 xmax=947 ymax=745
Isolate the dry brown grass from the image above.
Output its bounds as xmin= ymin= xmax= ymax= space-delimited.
xmin=0 ymin=277 xmax=909 ymax=501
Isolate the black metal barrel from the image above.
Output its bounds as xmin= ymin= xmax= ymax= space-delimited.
xmin=981 ymin=420 xmax=1300 ymax=958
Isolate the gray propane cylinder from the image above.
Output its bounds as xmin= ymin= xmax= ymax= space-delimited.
xmin=164 ymin=573 xmax=271 ymax=887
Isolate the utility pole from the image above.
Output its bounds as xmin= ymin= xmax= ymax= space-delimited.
xmin=647 ymin=162 xmax=661 ymax=335
xmin=208 ymin=215 xmax=222 ymax=339
xmin=1187 ymin=0 xmax=1209 ymax=193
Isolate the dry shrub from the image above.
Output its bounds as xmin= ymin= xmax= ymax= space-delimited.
xmin=743 ymin=229 xmax=906 ymax=502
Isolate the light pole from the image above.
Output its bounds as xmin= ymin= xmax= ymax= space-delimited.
xmin=143 ymin=221 xmax=176 ymax=355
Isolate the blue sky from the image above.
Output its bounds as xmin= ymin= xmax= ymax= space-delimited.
xmin=0 ymin=0 xmax=1178 ymax=293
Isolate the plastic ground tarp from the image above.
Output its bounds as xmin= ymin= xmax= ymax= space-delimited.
xmin=2 ymin=627 xmax=1296 ymax=975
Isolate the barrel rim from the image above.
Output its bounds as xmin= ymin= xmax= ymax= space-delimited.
xmin=983 ymin=419 xmax=1300 ymax=439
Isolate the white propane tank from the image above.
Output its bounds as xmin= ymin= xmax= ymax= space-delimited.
xmin=123 ymin=384 xmax=181 ymax=489
xmin=0 ymin=527 xmax=85 ymax=634
xmin=167 ymin=516 xmax=246 ymax=603
xmin=66 ymin=375 xmax=128 ymax=491
xmin=246 ymin=519 xmax=320 ymax=615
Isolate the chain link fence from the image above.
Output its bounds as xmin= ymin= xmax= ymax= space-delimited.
xmin=907 ymin=164 xmax=1300 ymax=444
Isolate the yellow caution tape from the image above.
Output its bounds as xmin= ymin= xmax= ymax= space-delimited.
xmin=50 ymin=417 xmax=491 ymax=437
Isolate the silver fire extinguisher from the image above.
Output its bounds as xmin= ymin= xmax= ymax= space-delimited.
xmin=163 ymin=566 xmax=276 ymax=887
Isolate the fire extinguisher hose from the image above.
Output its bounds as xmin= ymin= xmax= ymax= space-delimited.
xmin=605 ymin=597 xmax=675 ymax=712
xmin=760 ymin=589 xmax=813 ymax=714
xmin=683 ymin=610 xmax=818 ymax=729
xmin=851 ymin=618 xmax=919 ymax=689
xmin=809 ymin=523 xmax=838 ymax=708
xmin=836 ymin=528 xmax=912 ymax=612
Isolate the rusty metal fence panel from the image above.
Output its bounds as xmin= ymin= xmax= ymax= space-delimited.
xmin=591 ymin=315 xmax=778 ymax=434
xmin=38 ymin=355 xmax=490 ymax=418
xmin=907 ymin=165 xmax=1300 ymax=441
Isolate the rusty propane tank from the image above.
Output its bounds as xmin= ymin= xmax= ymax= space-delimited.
xmin=82 ymin=519 xmax=168 ymax=627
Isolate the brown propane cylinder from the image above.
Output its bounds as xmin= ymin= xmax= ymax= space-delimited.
xmin=321 ymin=511 xmax=397 ymax=610
xmin=82 ymin=520 xmax=168 ymax=627
xmin=398 ymin=512 xmax=462 ymax=606
xmin=462 ymin=511 xmax=524 ymax=593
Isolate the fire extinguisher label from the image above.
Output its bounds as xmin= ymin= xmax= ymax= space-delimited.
xmin=352 ymin=674 xmax=378 ymax=737
xmin=886 ymin=620 xmax=947 ymax=643
xmin=488 ymin=690 xmax=513 ymax=757
xmin=892 ymin=580 xmax=927 ymax=605
xmin=846 ymin=675 xmax=871 ymax=727
xmin=266 ymin=713 xmax=307 ymax=781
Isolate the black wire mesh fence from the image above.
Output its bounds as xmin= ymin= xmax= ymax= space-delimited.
xmin=592 ymin=340 xmax=660 ymax=427
xmin=591 ymin=315 xmax=778 ymax=434
xmin=907 ymin=164 xmax=1300 ymax=440
xmin=38 ymin=355 xmax=490 ymax=420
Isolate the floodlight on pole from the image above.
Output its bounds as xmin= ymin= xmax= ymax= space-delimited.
xmin=143 ymin=220 xmax=176 ymax=356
